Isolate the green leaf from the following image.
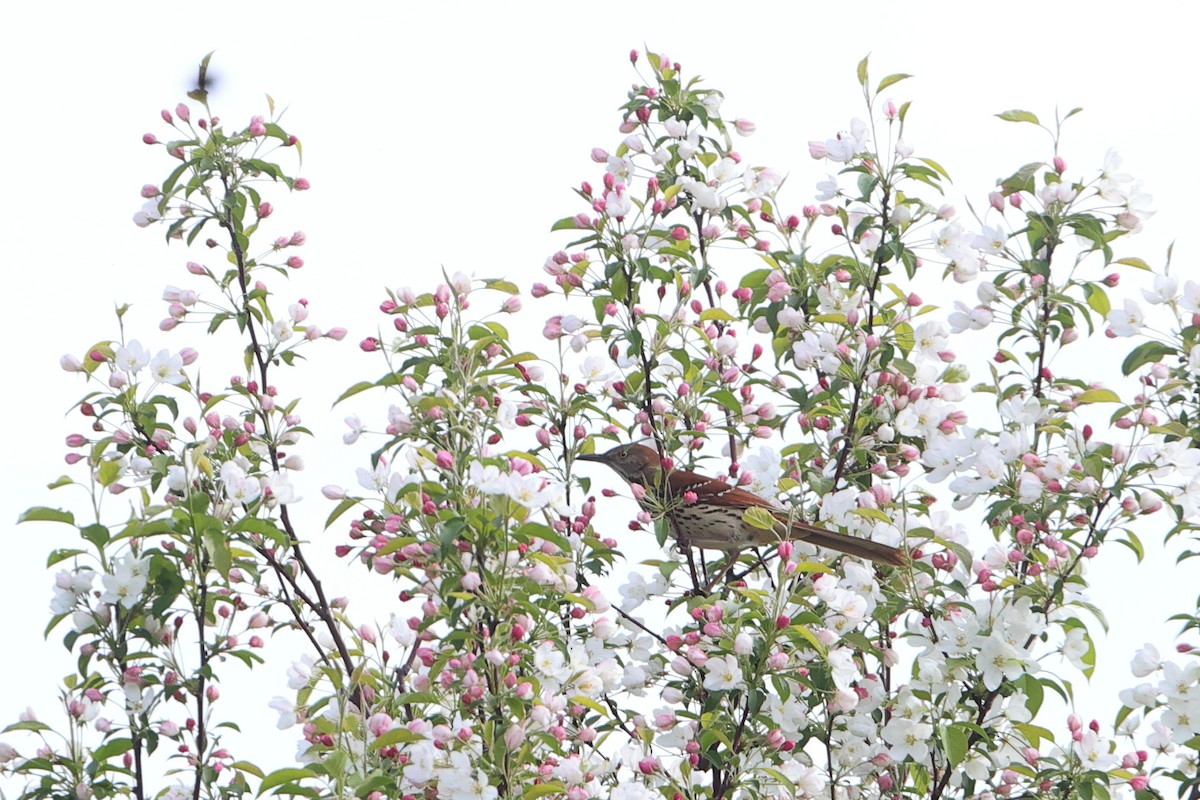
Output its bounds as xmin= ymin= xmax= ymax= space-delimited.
xmin=324 ymin=497 xmax=358 ymax=530
xmin=47 ymin=548 xmax=88 ymax=567
xmin=231 ymin=761 xmax=266 ymax=779
xmin=484 ymin=279 xmax=520 ymax=295
xmin=1013 ymin=722 xmax=1055 ymax=747
xmin=1120 ymin=340 xmax=1176 ymax=376
xmin=550 ymin=217 xmax=582 ymax=232
xmin=740 ymin=507 xmax=777 ymax=532
xmin=257 ymin=768 xmax=318 ymax=796
xmin=739 ymin=268 xmax=773 ymax=289
xmin=570 ymin=695 xmax=609 ymax=716
xmin=940 ymin=724 xmax=968 ymax=767
xmin=1083 ymin=283 xmax=1110 ymax=316
xmin=333 ymin=381 xmax=376 ymax=405
xmin=203 ymin=528 xmax=232 ymax=579
xmin=996 ymin=109 xmax=1040 ymax=124
xmin=1077 ymin=388 xmax=1121 ymax=404
xmin=81 ymin=524 xmax=110 ymax=548
xmin=243 ymin=159 xmax=284 ymax=181
xmin=1114 ymin=256 xmax=1152 ymax=271
xmin=2 ymin=720 xmax=51 ymax=734
xmin=161 ymin=159 xmax=195 ymax=196
xmin=699 ymin=308 xmax=736 ymax=322
xmin=97 ymin=459 xmax=122 ymax=487
xmin=916 ymin=157 xmax=952 ymax=181
xmin=1020 ymin=675 xmax=1045 ymax=715
xmin=232 ymin=518 xmax=289 ymax=549
xmin=853 ymin=507 xmax=893 ymax=524
xmin=1116 ymin=528 xmax=1144 ymax=561
xmin=186 ymin=217 xmax=211 ymax=246
xmin=876 ymin=73 xmax=912 ymax=93
xmin=524 ymin=782 xmax=567 ymax=800
xmin=18 ymin=507 xmax=75 ymax=525
xmin=856 ymin=55 xmax=869 ymax=87
xmin=91 ymin=737 xmax=133 ymax=761
xmin=789 ymin=623 xmax=827 ymax=656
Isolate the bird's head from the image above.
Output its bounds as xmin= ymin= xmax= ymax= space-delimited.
xmin=577 ymin=442 xmax=662 ymax=487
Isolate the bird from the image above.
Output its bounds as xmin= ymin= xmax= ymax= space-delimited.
xmin=578 ymin=442 xmax=906 ymax=568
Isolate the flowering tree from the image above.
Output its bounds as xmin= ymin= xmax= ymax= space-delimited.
xmin=4 ymin=50 xmax=1199 ymax=800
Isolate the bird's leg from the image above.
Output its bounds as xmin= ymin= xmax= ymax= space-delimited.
xmin=676 ymin=541 xmax=719 ymax=597
xmin=665 ymin=507 xmax=704 ymax=590
xmin=699 ymin=551 xmax=743 ymax=594
xmin=681 ymin=542 xmax=703 ymax=590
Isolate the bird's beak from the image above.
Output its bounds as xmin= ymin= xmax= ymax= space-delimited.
xmin=576 ymin=452 xmax=604 ymax=463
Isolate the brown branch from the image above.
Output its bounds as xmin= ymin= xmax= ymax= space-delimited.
xmin=215 ymin=173 xmax=362 ymax=707
xmin=191 ymin=558 xmax=209 ymax=800
xmin=831 ymin=187 xmax=891 ymax=489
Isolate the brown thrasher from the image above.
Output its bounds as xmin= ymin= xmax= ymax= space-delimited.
xmin=578 ymin=443 xmax=906 ymax=566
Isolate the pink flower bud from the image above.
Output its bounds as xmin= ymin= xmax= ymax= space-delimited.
xmin=142 ymin=133 xmax=158 ymax=145
xmin=175 ymin=103 xmax=190 ymax=122
xmin=294 ymin=178 xmax=311 ymax=191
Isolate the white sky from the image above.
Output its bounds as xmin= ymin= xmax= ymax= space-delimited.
xmin=2 ymin=0 xmax=1197 ymax=786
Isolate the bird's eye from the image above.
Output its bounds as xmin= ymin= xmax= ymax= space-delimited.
xmin=618 ymin=449 xmax=628 ymax=459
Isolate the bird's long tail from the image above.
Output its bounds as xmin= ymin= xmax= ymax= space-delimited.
xmin=788 ymin=520 xmax=907 ymax=566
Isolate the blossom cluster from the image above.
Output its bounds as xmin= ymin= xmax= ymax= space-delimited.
xmin=5 ymin=50 xmax=1200 ymax=800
